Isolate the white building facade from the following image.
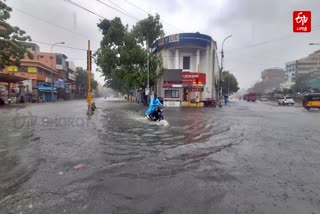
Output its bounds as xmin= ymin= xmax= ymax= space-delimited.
xmin=281 ymin=50 xmax=320 ymax=89
xmin=281 ymin=61 xmax=297 ymax=89
xmin=151 ymin=33 xmax=218 ymax=107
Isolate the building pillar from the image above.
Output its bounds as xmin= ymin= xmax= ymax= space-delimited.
xmin=211 ymin=43 xmax=217 ymax=100
xmin=205 ymin=46 xmax=210 ymax=99
xmin=8 ymin=82 xmax=11 ymax=98
xmin=175 ymin=49 xmax=180 ymax=69
xmin=196 ymin=49 xmax=200 ymax=70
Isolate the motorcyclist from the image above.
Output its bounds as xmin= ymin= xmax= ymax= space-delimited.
xmin=145 ymin=94 xmax=163 ymax=118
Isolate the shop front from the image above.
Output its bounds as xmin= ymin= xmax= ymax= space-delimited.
xmin=181 ymin=72 xmax=206 ymax=107
xmin=161 ymin=69 xmax=183 ymax=107
xmin=163 ymin=83 xmax=182 ymax=107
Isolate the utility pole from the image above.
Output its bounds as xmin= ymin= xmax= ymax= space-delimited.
xmin=219 ymin=52 xmax=224 ymax=107
xmin=196 ymin=64 xmax=200 ymax=108
xmin=228 ymin=74 xmax=230 ymax=95
xmin=87 ymin=40 xmax=92 ymax=104
xmin=219 ymin=35 xmax=232 ymax=107
xmin=147 ymin=37 xmax=150 ymax=105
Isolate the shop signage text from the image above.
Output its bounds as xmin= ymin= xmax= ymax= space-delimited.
xmin=28 ymin=67 xmax=37 ymax=73
xmin=182 ymin=72 xmax=206 ymax=84
xmin=8 ymin=66 xmax=18 ymax=72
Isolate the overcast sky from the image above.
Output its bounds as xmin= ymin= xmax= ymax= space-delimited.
xmin=6 ymin=0 xmax=320 ymax=89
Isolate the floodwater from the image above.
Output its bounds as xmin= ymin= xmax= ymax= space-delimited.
xmin=1 ymin=98 xmax=320 ymax=214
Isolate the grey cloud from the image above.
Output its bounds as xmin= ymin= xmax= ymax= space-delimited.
xmin=6 ymin=0 xmax=320 ymax=88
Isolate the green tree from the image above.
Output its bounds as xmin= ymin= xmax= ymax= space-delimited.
xmin=0 ymin=0 xmax=33 ymax=68
xmin=95 ymin=15 xmax=163 ymax=95
xmin=132 ymin=14 xmax=164 ymax=47
xmin=222 ymin=71 xmax=239 ymax=95
xmin=76 ymin=67 xmax=98 ymax=93
xmin=292 ymin=74 xmax=310 ymax=93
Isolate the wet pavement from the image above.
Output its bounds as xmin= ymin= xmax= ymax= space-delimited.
xmin=1 ymin=98 xmax=320 ymax=214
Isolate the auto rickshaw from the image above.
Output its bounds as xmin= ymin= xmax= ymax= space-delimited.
xmin=302 ymin=93 xmax=320 ymax=110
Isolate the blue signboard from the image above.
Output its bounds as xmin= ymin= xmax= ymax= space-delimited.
xmin=54 ymin=80 xmax=65 ymax=88
xmin=151 ymin=33 xmax=213 ymax=52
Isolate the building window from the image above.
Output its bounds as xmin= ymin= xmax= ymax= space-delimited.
xmin=183 ymin=56 xmax=190 ymax=70
xmin=56 ymin=56 xmax=62 ymax=65
xmin=18 ymin=67 xmax=28 ymax=73
xmin=165 ymin=90 xmax=179 ymax=98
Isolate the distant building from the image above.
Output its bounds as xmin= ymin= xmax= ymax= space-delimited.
xmin=261 ymin=68 xmax=285 ymax=82
xmin=1 ymin=43 xmax=59 ymax=91
xmin=66 ymin=61 xmax=77 ymax=99
xmin=151 ymin=32 xmax=219 ymax=107
xmin=55 ymin=54 xmax=68 ymax=81
xmin=282 ymin=50 xmax=320 ymax=89
xmin=0 ymin=42 xmax=80 ymax=101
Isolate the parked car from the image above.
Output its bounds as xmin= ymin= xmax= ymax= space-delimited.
xmin=260 ymin=97 xmax=268 ymax=101
xmin=278 ymin=96 xmax=294 ymax=105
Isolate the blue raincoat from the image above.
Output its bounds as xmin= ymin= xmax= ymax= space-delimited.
xmin=145 ymin=97 xmax=163 ymax=116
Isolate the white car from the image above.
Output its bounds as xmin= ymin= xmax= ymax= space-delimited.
xmin=278 ymin=96 xmax=295 ymax=105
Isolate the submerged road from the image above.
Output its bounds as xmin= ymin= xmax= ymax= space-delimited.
xmin=1 ymin=98 xmax=320 ymax=214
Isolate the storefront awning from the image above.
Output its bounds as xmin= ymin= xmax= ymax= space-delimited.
xmin=163 ymin=83 xmax=183 ymax=87
xmin=0 ymin=73 xmax=28 ymax=83
xmin=34 ymin=86 xmax=57 ymax=91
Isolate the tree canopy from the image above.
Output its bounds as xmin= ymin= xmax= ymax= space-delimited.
xmin=132 ymin=14 xmax=164 ymax=47
xmin=76 ymin=67 xmax=98 ymax=91
xmin=292 ymin=74 xmax=310 ymax=92
xmin=95 ymin=14 xmax=164 ymax=94
xmin=222 ymin=71 xmax=239 ymax=95
xmin=0 ymin=0 xmax=33 ymax=68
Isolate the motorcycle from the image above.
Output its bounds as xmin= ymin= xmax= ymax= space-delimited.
xmin=148 ymin=106 xmax=164 ymax=122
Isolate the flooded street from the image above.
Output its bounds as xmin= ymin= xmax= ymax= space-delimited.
xmin=1 ymin=99 xmax=320 ymax=214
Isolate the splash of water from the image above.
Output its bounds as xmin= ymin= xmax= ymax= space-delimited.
xmin=158 ymin=120 xmax=169 ymax=126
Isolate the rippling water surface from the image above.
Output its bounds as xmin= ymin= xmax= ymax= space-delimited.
xmin=0 ymin=99 xmax=242 ymax=213
xmin=1 ymin=99 xmax=320 ymax=214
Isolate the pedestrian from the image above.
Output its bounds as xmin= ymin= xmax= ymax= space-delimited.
xmin=224 ymin=95 xmax=229 ymax=105
xmin=195 ymin=96 xmax=200 ymax=103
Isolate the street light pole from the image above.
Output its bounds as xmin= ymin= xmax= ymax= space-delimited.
xmin=147 ymin=37 xmax=150 ymax=105
xmin=147 ymin=47 xmax=150 ymax=104
xmin=219 ymin=35 xmax=232 ymax=107
xmin=51 ymin=42 xmax=65 ymax=102
xmin=228 ymin=74 xmax=230 ymax=95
